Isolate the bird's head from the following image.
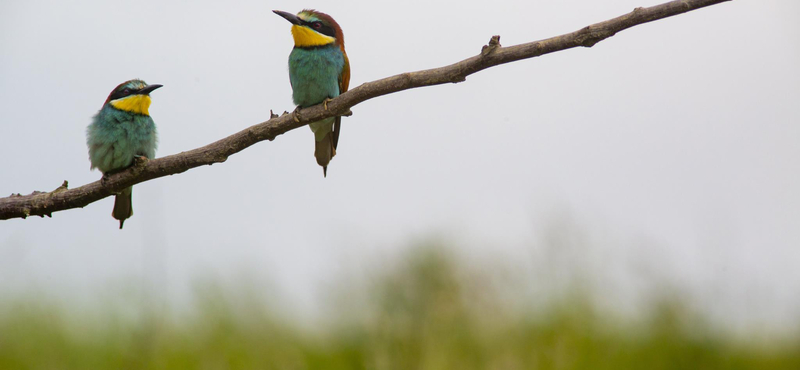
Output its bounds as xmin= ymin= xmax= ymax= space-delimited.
xmin=104 ymin=79 xmax=163 ymax=116
xmin=273 ymin=9 xmax=344 ymax=49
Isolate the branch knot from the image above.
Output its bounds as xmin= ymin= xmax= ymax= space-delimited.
xmin=481 ymin=35 xmax=502 ymax=56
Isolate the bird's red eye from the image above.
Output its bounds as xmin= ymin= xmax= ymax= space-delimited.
xmin=312 ymin=22 xmax=322 ymax=29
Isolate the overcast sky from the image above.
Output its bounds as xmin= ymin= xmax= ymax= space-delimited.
xmin=1 ymin=0 xmax=798 ymax=331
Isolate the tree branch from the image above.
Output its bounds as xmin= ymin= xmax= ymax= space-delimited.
xmin=0 ymin=0 xmax=731 ymax=221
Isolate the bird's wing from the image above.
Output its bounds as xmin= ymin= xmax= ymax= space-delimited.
xmin=333 ymin=52 xmax=350 ymax=150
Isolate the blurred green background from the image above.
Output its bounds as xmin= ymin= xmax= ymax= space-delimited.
xmin=2 ymin=245 xmax=798 ymax=369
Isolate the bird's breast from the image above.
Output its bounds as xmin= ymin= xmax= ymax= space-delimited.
xmin=288 ymin=46 xmax=345 ymax=108
xmin=87 ymin=107 xmax=158 ymax=172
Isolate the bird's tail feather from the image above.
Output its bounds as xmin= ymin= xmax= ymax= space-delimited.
xmin=315 ymin=132 xmax=336 ymax=177
xmin=112 ymin=186 xmax=133 ymax=229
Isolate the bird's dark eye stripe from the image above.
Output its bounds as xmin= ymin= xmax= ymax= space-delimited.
xmin=109 ymin=87 xmax=137 ymax=100
xmin=297 ymin=18 xmax=335 ymax=37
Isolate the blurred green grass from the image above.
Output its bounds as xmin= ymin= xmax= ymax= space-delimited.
xmin=1 ymin=246 xmax=798 ymax=369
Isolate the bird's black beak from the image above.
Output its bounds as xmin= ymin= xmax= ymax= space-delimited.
xmin=138 ymin=84 xmax=163 ymax=95
xmin=273 ymin=10 xmax=302 ymax=25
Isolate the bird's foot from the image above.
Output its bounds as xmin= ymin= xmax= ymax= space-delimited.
xmin=101 ymin=173 xmax=111 ymax=187
xmin=292 ymin=106 xmax=302 ymax=123
xmin=133 ymin=155 xmax=149 ymax=167
xmin=322 ymin=98 xmax=333 ymax=110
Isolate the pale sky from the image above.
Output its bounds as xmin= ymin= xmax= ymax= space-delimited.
xmin=1 ymin=0 xmax=798 ymax=332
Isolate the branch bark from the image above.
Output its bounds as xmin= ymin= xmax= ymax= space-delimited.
xmin=0 ymin=0 xmax=731 ymax=221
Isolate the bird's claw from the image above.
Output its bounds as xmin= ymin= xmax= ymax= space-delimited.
xmin=292 ymin=107 xmax=302 ymax=123
xmin=322 ymin=98 xmax=333 ymax=111
xmin=133 ymin=155 xmax=149 ymax=167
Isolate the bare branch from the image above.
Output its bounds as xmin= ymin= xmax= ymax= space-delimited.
xmin=0 ymin=0 xmax=731 ymax=221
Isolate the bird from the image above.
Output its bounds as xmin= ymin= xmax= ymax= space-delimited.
xmin=273 ymin=9 xmax=350 ymax=177
xmin=86 ymin=79 xmax=162 ymax=229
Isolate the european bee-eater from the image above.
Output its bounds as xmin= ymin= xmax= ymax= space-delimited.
xmin=274 ymin=9 xmax=350 ymax=177
xmin=86 ymin=79 xmax=162 ymax=229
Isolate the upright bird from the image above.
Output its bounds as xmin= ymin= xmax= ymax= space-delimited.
xmin=86 ymin=79 xmax=162 ymax=229
xmin=274 ymin=9 xmax=350 ymax=177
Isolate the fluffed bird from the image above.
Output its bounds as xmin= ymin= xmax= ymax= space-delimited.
xmin=274 ymin=9 xmax=350 ymax=177
xmin=86 ymin=79 xmax=162 ymax=229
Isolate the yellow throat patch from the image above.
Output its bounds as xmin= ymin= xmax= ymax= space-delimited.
xmin=291 ymin=24 xmax=335 ymax=47
xmin=110 ymin=95 xmax=152 ymax=115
